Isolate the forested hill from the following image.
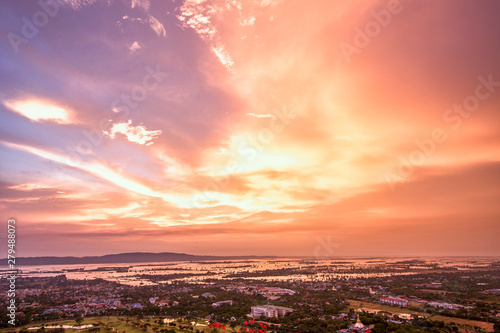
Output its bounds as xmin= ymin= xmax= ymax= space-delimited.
xmin=1 ymin=252 xmax=277 ymax=266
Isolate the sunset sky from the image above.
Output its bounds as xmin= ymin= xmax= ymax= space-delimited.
xmin=1 ymin=0 xmax=499 ymax=258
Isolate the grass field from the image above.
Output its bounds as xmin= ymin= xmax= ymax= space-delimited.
xmin=347 ymin=299 xmax=494 ymax=332
xmin=3 ymin=317 xmax=148 ymax=333
xmin=419 ymin=289 xmax=462 ymax=295
xmin=431 ymin=315 xmax=494 ymax=333
xmin=2 ymin=316 xmax=254 ymax=333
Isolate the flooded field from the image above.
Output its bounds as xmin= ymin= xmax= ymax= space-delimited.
xmin=2 ymin=257 xmax=496 ymax=286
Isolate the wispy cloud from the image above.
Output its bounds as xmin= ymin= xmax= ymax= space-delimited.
xmin=247 ymin=112 xmax=275 ymax=119
xmin=176 ymin=0 xmax=234 ymax=70
xmin=148 ymin=15 xmax=166 ymax=37
xmin=4 ymin=99 xmax=74 ymax=124
xmin=1 ymin=141 xmax=189 ymax=208
xmin=62 ymin=0 xmax=99 ymax=10
xmin=103 ymin=120 xmax=162 ymax=145
xmin=131 ymin=0 xmax=150 ymax=11
xmin=240 ymin=16 xmax=255 ymax=26
xmin=212 ymin=45 xmax=234 ymax=71
xmin=128 ymin=41 xmax=142 ymax=52
xmin=8 ymin=183 xmax=53 ymax=191
xmin=176 ymin=0 xmax=218 ymax=41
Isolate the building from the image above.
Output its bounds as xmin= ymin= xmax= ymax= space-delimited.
xmin=415 ymin=282 xmax=442 ymax=289
xmin=380 ymin=297 xmax=408 ymax=307
xmin=354 ymin=315 xmax=365 ymax=329
xmin=428 ymin=301 xmax=462 ymax=310
xmin=256 ymin=287 xmax=296 ymax=296
xmin=212 ymin=300 xmax=233 ymax=307
xmin=250 ymin=305 xmax=294 ymax=318
xmin=251 ymin=306 xmax=276 ymax=318
xmin=338 ymin=315 xmax=373 ymax=333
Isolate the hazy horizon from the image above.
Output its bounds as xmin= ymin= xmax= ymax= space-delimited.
xmin=6 ymin=250 xmax=500 ymax=259
xmin=1 ymin=0 xmax=499 ymax=258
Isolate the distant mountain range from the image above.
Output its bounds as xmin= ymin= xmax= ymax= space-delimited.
xmin=1 ymin=252 xmax=277 ymax=266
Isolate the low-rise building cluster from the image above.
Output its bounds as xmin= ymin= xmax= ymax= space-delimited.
xmin=250 ymin=305 xmax=295 ymax=318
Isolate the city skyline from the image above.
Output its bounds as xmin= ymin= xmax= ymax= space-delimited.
xmin=0 ymin=0 xmax=499 ymax=257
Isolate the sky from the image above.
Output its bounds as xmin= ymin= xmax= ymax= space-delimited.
xmin=0 ymin=0 xmax=499 ymax=258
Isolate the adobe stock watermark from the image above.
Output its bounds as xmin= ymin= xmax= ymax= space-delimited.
xmin=6 ymin=218 xmax=17 ymax=326
xmin=61 ymin=65 xmax=167 ymax=168
xmin=385 ymin=74 xmax=499 ymax=191
xmin=188 ymin=105 xmax=297 ymax=209
xmin=313 ymin=235 xmax=340 ymax=259
xmin=7 ymin=0 xmax=59 ymax=54
xmin=340 ymin=0 xmax=410 ymax=63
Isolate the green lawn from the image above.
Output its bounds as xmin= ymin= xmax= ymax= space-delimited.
xmin=3 ymin=317 xmax=242 ymax=333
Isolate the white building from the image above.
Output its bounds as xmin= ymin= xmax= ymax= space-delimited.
xmin=380 ymin=297 xmax=408 ymax=307
xmin=428 ymin=301 xmax=461 ymax=310
xmin=251 ymin=305 xmax=294 ymax=318
xmin=257 ymin=287 xmax=296 ymax=296
xmin=212 ymin=300 xmax=233 ymax=307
